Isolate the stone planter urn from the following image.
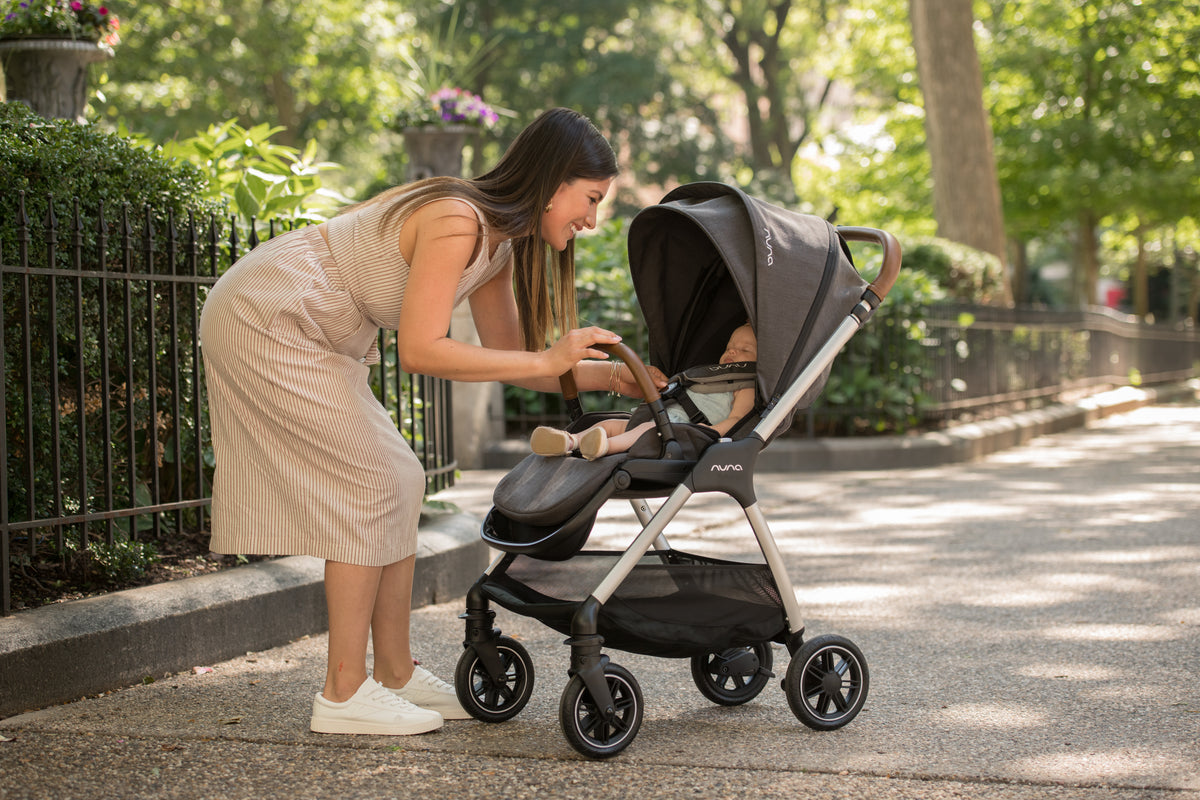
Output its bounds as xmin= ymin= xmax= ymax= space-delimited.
xmin=0 ymin=38 xmax=113 ymax=123
xmin=401 ymin=125 xmax=474 ymax=181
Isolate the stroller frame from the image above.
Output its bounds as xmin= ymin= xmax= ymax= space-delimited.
xmin=455 ymin=195 xmax=901 ymax=758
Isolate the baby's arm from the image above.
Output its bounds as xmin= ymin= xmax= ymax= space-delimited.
xmin=708 ymin=386 xmax=756 ymax=437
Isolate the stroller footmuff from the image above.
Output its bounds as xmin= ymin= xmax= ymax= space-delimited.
xmin=456 ymin=182 xmax=902 ymax=758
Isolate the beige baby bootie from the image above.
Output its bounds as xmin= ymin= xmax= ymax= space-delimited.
xmin=579 ymin=427 xmax=610 ymax=460
xmin=530 ymin=426 xmax=577 ymax=456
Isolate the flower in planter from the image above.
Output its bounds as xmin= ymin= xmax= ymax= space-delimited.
xmin=394 ymin=87 xmax=500 ymax=131
xmin=0 ymin=0 xmax=121 ymax=46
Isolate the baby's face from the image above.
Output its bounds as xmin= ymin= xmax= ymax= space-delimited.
xmin=720 ymin=325 xmax=757 ymax=364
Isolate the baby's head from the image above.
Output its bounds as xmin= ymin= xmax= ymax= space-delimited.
xmin=719 ymin=323 xmax=757 ymax=364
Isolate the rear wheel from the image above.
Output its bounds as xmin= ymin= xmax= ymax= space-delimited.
xmin=455 ymin=636 xmax=534 ymax=723
xmin=690 ymin=642 xmax=774 ymax=705
xmin=784 ymin=634 xmax=869 ymax=731
xmin=559 ymin=662 xmax=642 ymax=758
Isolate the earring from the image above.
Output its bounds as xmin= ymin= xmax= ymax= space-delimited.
xmin=544 ymin=201 xmax=553 ymax=213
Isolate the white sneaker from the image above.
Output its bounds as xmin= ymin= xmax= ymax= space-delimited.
xmin=310 ymin=677 xmax=443 ymax=735
xmin=389 ymin=666 xmax=471 ymax=720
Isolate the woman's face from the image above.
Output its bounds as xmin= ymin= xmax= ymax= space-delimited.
xmin=542 ymin=178 xmax=613 ymax=251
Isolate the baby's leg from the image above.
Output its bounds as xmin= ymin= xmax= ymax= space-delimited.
xmin=579 ymin=420 xmax=655 ymax=459
xmin=606 ymin=421 xmax=656 ymax=453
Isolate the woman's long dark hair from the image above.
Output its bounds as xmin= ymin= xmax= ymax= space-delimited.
xmin=372 ymin=108 xmax=618 ymax=351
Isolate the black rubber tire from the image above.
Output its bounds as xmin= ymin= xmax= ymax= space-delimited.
xmin=784 ymin=634 xmax=869 ymax=731
xmin=558 ymin=662 xmax=643 ymax=758
xmin=454 ymin=636 xmax=535 ymax=723
xmin=690 ymin=642 xmax=774 ymax=705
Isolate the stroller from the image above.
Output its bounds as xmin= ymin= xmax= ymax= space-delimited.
xmin=453 ymin=182 xmax=901 ymax=758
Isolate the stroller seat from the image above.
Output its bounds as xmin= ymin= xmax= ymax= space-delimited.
xmin=485 ymin=409 xmax=725 ymax=560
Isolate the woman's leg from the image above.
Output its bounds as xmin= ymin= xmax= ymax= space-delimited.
xmin=322 ymin=560 xmax=384 ymax=701
xmin=367 ymin=555 xmax=417 ymax=688
xmin=368 ymin=556 xmax=470 ymax=719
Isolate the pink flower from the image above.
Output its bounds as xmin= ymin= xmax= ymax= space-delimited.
xmin=71 ymin=1 xmax=83 ymax=10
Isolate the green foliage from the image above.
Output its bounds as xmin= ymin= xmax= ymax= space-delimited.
xmin=900 ymin=237 xmax=1006 ymax=305
xmin=97 ymin=0 xmax=407 ymax=190
xmin=2 ymin=102 xmax=216 ymax=606
xmin=63 ymin=528 xmax=160 ymax=587
xmin=0 ymin=101 xmax=218 ymax=252
xmin=816 ymin=263 xmax=946 ymax=434
xmin=148 ymin=119 xmax=349 ymax=228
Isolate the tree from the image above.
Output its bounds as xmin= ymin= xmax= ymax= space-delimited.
xmin=979 ymin=0 xmax=1200 ymax=311
xmin=98 ymin=0 xmax=409 ymax=190
xmin=909 ymin=0 xmax=1011 ymax=304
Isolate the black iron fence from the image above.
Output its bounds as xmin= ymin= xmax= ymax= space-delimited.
xmin=2 ymin=194 xmax=455 ymax=616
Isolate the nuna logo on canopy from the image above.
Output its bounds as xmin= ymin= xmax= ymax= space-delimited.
xmin=709 ymin=463 xmax=744 ymax=472
xmin=763 ymin=227 xmax=774 ymax=266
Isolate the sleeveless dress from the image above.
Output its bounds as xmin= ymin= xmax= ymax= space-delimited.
xmin=199 ymin=197 xmax=510 ymax=565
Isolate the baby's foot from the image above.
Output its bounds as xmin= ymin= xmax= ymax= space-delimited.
xmin=579 ymin=427 xmax=610 ymax=460
xmin=530 ymin=426 xmax=577 ymax=456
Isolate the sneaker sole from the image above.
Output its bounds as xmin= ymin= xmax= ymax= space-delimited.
xmin=310 ymin=716 xmax=443 ymax=735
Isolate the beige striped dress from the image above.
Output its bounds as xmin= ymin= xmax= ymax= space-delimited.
xmin=199 ymin=198 xmax=510 ymax=566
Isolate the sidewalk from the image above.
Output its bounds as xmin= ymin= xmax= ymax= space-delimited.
xmin=1 ymin=385 xmax=1198 ymax=798
xmin=1 ymin=382 xmax=1194 ymax=720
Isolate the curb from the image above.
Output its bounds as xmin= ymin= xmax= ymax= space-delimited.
xmin=0 ymin=512 xmax=488 ymax=718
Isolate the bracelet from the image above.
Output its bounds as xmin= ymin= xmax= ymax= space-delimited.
xmin=608 ymin=361 xmax=621 ymax=396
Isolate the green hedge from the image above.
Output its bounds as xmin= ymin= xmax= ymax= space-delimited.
xmin=900 ymin=236 xmax=1005 ymax=305
xmin=2 ymin=101 xmax=220 ymax=595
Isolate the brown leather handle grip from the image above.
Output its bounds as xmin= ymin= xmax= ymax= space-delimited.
xmin=838 ymin=226 xmax=902 ymax=299
xmin=556 ymin=341 xmax=662 ymax=403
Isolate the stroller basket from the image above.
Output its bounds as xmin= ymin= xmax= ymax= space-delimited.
xmin=480 ymin=550 xmax=787 ymax=658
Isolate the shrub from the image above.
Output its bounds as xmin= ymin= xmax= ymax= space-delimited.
xmin=0 ymin=101 xmax=219 ymax=254
xmin=813 ymin=266 xmax=946 ymax=435
xmin=901 ymin=236 xmax=1005 ymax=305
xmin=2 ymin=102 xmax=218 ymax=603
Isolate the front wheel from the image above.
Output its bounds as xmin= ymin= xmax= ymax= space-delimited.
xmin=559 ymin=662 xmax=643 ymax=758
xmin=784 ymin=634 xmax=869 ymax=731
xmin=455 ymin=636 xmax=535 ymax=723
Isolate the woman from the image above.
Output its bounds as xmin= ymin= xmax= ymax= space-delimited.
xmin=199 ymin=108 xmax=658 ymax=736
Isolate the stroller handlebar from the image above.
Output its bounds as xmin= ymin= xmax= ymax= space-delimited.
xmin=837 ymin=226 xmax=902 ymax=299
xmin=559 ymin=342 xmax=662 ymax=406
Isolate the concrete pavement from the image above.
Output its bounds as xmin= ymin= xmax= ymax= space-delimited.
xmin=1 ymin=383 xmax=1198 ymax=799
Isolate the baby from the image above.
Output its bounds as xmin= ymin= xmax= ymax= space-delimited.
xmin=530 ymin=323 xmax=757 ymax=460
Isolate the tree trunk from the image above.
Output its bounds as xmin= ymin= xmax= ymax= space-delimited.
xmin=909 ymin=0 xmax=1012 ymax=305
xmin=1132 ymin=220 xmax=1149 ymax=318
xmin=1076 ymin=209 xmax=1100 ymax=308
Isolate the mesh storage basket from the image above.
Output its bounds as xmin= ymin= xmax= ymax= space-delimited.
xmin=481 ymin=549 xmax=787 ymax=658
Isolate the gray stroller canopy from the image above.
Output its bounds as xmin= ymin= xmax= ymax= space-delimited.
xmin=628 ymin=182 xmax=869 ymax=430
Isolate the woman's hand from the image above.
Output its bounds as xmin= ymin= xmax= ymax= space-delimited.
xmin=544 ymin=327 xmax=623 ymax=376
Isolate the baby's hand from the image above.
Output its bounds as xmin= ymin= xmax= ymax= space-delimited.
xmin=617 ymin=364 xmax=668 ymax=398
